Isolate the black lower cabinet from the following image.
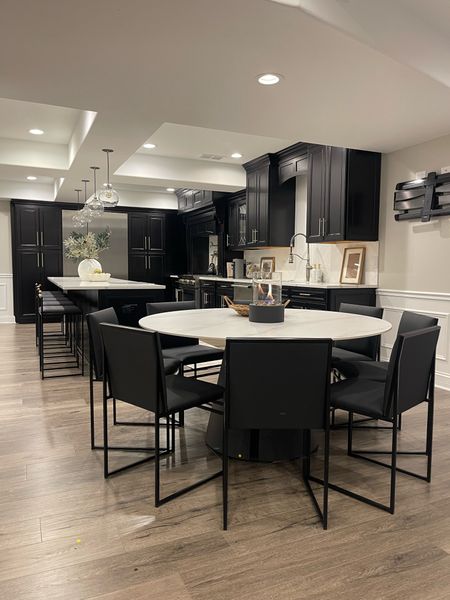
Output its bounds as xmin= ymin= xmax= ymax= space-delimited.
xmin=200 ymin=283 xmax=216 ymax=308
xmin=129 ymin=253 xmax=165 ymax=285
xmin=285 ymin=286 xmax=376 ymax=311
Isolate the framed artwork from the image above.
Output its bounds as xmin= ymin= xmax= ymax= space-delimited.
xmin=260 ymin=256 xmax=275 ymax=277
xmin=340 ymin=247 xmax=366 ymax=284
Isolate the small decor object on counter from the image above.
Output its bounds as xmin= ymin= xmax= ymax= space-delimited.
xmin=250 ymin=272 xmax=288 ymax=323
xmin=340 ymin=247 xmax=365 ymax=284
xmin=226 ymin=262 xmax=234 ymax=278
xmin=233 ymin=258 xmax=246 ymax=279
xmin=310 ymin=264 xmax=324 ymax=284
xmin=260 ymin=256 xmax=275 ymax=277
xmin=87 ymin=269 xmax=111 ymax=282
xmin=245 ymin=262 xmax=259 ymax=279
xmin=64 ymin=228 xmax=111 ymax=281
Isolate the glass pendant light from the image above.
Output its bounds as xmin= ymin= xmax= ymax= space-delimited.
xmin=72 ymin=188 xmax=83 ymax=227
xmin=79 ymin=179 xmax=93 ymax=225
xmin=87 ymin=166 xmax=104 ymax=216
xmin=98 ymin=148 xmax=119 ymax=207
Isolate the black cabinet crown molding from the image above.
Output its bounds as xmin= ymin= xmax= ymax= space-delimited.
xmin=10 ymin=198 xmax=177 ymax=216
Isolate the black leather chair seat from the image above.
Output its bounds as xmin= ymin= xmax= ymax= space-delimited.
xmin=336 ymin=359 xmax=389 ymax=381
xmin=163 ymin=344 xmax=223 ymax=365
xmin=165 ymin=374 xmax=223 ymax=414
xmin=332 ymin=347 xmax=374 ymax=364
xmin=331 ymin=378 xmax=386 ymax=419
xmin=40 ymin=304 xmax=80 ymax=315
xmin=163 ymin=357 xmax=181 ymax=375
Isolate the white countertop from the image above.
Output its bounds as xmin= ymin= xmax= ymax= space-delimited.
xmin=48 ymin=277 xmax=166 ymax=291
xmin=140 ymin=308 xmax=391 ymax=347
xmin=197 ymin=275 xmax=377 ymax=289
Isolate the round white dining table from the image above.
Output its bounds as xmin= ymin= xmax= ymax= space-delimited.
xmin=139 ymin=307 xmax=391 ymax=462
xmin=139 ymin=307 xmax=391 ymax=348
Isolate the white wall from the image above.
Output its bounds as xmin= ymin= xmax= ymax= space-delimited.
xmin=244 ymin=177 xmax=379 ymax=285
xmin=378 ymin=131 xmax=450 ymax=389
xmin=0 ymin=199 xmax=14 ymax=323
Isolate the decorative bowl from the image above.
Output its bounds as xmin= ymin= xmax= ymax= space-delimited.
xmin=87 ymin=272 xmax=111 ymax=282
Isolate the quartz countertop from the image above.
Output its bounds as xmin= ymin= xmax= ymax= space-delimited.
xmin=48 ymin=277 xmax=166 ymax=291
xmin=197 ymin=275 xmax=377 ymax=289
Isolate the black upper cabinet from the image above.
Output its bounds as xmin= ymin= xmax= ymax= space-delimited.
xmin=227 ymin=190 xmax=247 ymax=250
xmin=243 ymin=154 xmax=295 ymax=248
xmin=306 ymin=145 xmax=381 ymax=242
xmin=128 ymin=213 xmax=165 ymax=252
xmin=11 ymin=202 xmax=63 ymax=323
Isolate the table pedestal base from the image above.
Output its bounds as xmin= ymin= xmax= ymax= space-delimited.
xmin=206 ymin=413 xmax=317 ymax=462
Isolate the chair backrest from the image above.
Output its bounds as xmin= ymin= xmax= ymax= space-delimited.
xmin=384 ymin=325 xmax=440 ymax=417
xmin=398 ymin=310 xmax=438 ymax=334
xmin=335 ymin=303 xmax=384 ymax=359
xmin=86 ymin=308 xmax=119 ymax=380
xmin=145 ymin=301 xmax=199 ymax=348
xmin=225 ymin=338 xmax=332 ymax=430
xmin=99 ymin=323 xmax=166 ymax=415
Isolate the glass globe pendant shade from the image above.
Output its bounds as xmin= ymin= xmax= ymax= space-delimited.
xmin=98 ymin=183 xmax=120 ymax=208
xmin=79 ymin=205 xmax=93 ymax=224
xmin=86 ymin=193 xmax=104 ymax=216
xmin=72 ymin=212 xmax=83 ymax=228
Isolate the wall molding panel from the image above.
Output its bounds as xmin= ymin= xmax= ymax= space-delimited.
xmin=377 ymin=288 xmax=450 ymax=390
xmin=0 ymin=273 xmax=14 ymax=324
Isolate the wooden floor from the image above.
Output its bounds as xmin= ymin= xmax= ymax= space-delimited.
xmin=2 ymin=324 xmax=450 ymax=599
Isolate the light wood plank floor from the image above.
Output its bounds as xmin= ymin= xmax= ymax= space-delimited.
xmin=1 ymin=323 xmax=450 ymax=599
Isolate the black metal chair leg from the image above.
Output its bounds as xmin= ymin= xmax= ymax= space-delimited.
xmin=155 ymin=414 xmax=161 ymax=507
xmin=347 ymin=412 xmax=353 ymax=455
xmin=389 ymin=416 xmax=398 ymax=514
xmin=323 ymin=425 xmax=330 ymax=530
xmin=223 ymin=427 xmax=229 ymax=530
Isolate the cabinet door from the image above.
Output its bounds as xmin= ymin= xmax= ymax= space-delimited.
xmin=324 ymin=146 xmax=346 ymax=242
xmin=41 ymin=249 xmax=62 ymax=285
xmin=307 ymin=146 xmax=326 ymax=242
xmin=15 ymin=251 xmax=41 ymax=320
xmin=227 ymin=201 xmax=238 ymax=248
xmin=128 ymin=214 xmax=147 ymax=252
xmin=200 ymin=285 xmax=216 ymax=308
xmin=237 ymin=199 xmax=247 ymax=246
xmin=192 ymin=190 xmax=204 ymax=210
xmin=147 ymin=254 xmax=165 ymax=284
xmin=15 ymin=205 xmax=40 ymax=249
xmin=39 ymin=206 xmax=61 ymax=249
xmin=256 ymin=168 xmax=269 ymax=246
xmin=128 ymin=253 xmax=148 ymax=282
xmin=149 ymin=216 xmax=165 ymax=251
xmin=246 ymin=170 xmax=258 ymax=246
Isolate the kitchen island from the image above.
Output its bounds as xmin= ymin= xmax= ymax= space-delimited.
xmin=48 ymin=277 xmax=165 ymax=326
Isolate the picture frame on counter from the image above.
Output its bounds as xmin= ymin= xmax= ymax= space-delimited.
xmin=260 ymin=256 xmax=276 ymax=277
xmin=340 ymin=247 xmax=365 ymax=284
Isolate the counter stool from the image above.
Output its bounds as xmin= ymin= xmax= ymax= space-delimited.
xmin=37 ymin=293 xmax=84 ymax=379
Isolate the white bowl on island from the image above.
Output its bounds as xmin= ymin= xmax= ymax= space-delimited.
xmin=86 ymin=272 xmax=111 ymax=282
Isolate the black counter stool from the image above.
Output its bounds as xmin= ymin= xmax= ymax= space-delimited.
xmin=86 ymin=308 xmax=181 ymax=450
xmin=223 ymin=338 xmax=332 ymax=530
xmin=34 ymin=283 xmax=73 ymax=347
xmin=319 ymin=325 xmax=440 ymax=516
xmin=100 ymin=323 xmax=223 ymax=507
xmin=37 ymin=292 xmax=84 ymax=379
xmin=146 ymin=301 xmax=224 ymax=426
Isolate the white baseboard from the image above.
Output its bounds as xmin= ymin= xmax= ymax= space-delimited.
xmin=377 ymin=288 xmax=450 ymax=391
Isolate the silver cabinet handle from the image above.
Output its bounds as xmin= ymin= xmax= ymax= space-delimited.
xmin=175 ymin=289 xmax=182 ymax=302
xmin=147 ymin=236 xmax=151 ymax=250
xmin=226 ymin=234 xmax=230 ymax=247
xmin=297 ymin=292 xmax=311 ymax=297
xmin=203 ymin=292 xmax=207 ymax=305
xmin=147 ymin=255 xmax=151 ymax=270
xmin=36 ymin=253 xmax=40 ymax=268
xmin=318 ymin=218 xmax=322 ymax=237
xmin=144 ymin=237 xmax=147 ymax=251
xmin=36 ymin=232 xmax=39 ymax=247
xmin=254 ymin=229 xmax=258 ymax=243
xmin=40 ymin=231 xmax=44 ymax=246
xmin=322 ymin=218 xmax=326 ymax=237
xmin=145 ymin=255 xmax=148 ymax=269
xmin=41 ymin=253 xmax=44 ymax=268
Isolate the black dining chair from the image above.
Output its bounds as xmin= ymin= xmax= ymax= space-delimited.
xmin=332 ymin=303 xmax=384 ymax=368
xmin=146 ymin=301 xmax=224 ymax=426
xmin=100 ymin=323 xmax=224 ymax=506
xmin=86 ymin=308 xmax=181 ymax=450
xmin=223 ymin=338 xmax=332 ymax=530
xmin=318 ymin=325 xmax=440 ymax=515
xmin=336 ymin=310 xmax=439 ymax=381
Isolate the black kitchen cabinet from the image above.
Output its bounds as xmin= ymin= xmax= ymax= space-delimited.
xmin=129 ymin=253 xmax=165 ymax=284
xmin=243 ymin=154 xmax=295 ymax=248
xmin=11 ymin=202 xmax=63 ymax=323
xmin=200 ymin=282 xmax=216 ymax=308
xmin=306 ymin=146 xmax=381 ymax=242
xmin=284 ymin=285 xmax=376 ymax=311
xmin=226 ymin=190 xmax=247 ymax=250
xmin=176 ymin=189 xmax=216 ymax=213
xmin=128 ymin=212 xmax=165 ymax=252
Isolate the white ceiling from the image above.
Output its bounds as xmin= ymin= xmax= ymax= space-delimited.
xmin=1 ymin=0 xmax=450 ymax=203
xmin=138 ymin=123 xmax=294 ymax=165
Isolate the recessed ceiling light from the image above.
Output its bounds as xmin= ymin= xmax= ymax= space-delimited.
xmin=26 ymin=175 xmax=37 ymax=181
xmin=166 ymin=187 xmax=175 ymax=192
xmin=231 ymin=152 xmax=242 ymax=159
xmin=143 ymin=143 xmax=156 ymax=149
xmin=29 ymin=128 xmax=44 ymax=135
xmin=257 ymin=73 xmax=281 ymax=85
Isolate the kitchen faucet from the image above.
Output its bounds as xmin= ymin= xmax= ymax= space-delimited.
xmin=288 ymin=232 xmax=313 ymax=283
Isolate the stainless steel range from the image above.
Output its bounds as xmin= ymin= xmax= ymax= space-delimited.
xmin=175 ymin=275 xmax=200 ymax=306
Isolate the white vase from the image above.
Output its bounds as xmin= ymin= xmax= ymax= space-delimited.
xmin=78 ymin=258 xmax=101 ymax=281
